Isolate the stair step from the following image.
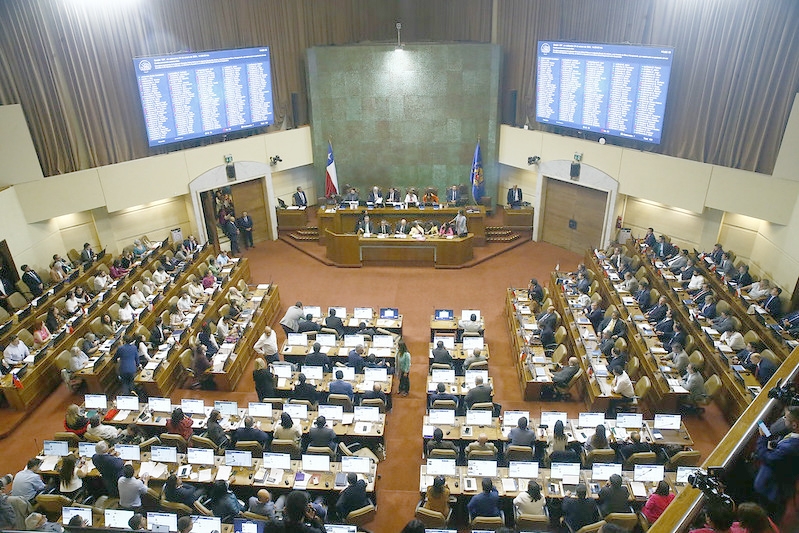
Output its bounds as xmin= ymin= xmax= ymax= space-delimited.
xmin=289 ymin=233 xmax=319 ymax=241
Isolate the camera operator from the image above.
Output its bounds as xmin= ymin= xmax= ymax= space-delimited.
xmin=754 ymin=405 xmax=799 ymax=520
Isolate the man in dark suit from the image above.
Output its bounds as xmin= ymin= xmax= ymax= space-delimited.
xmin=617 ymin=431 xmax=651 ymax=462
xmin=607 ymin=348 xmax=628 ymax=374
xmin=431 ymin=341 xmax=454 ymax=368
xmin=749 ymin=353 xmax=777 ymax=386
xmin=20 ymin=265 xmax=44 ymax=297
xmin=328 ymin=370 xmax=354 ymax=401
xmin=576 ymin=273 xmax=591 ymax=294
xmin=428 ymin=382 xmax=458 ymax=409
xmin=464 ymin=376 xmax=492 ymax=408
xmin=763 ymin=287 xmax=783 ymax=318
xmin=599 ymin=331 xmax=615 ymax=357
xmin=562 ymin=485 xmax=600 ymax=532
xmin=80 ymin=242 xmax=96 ymax=266
xmin=635 ymin=281 xmax=651 ymax=311
xmin=552 ymin=357 xmax=580 ymax=388
xmin=394 ymin=218 xmax=410 ymax=235
xmin=654 ymin=309 xmax=675 ymax=341
xmin=376 ymin=220 xmax=392 ymax=235
xmin=653 ymin=236 xmax=674 ymax=260
xmin=363 ymin=382 xmax=390 ymax=408
xmin=92 ymin=441 xmax=124 ymax=497
xmin=354 ymin=215 xmax=374 ymax=235
xmin=599 ymin=311 xmax=627 ymax=339
xmin=732 ymin=264 xmax=753 ymax=287
xmin=307 ymin=416 xmax=337 ymax=450
xmin=292 ymin=186 xmax=308 ymax=207
xmin=292 ymin=373 xmax=319 ymax=404
xmin=335 ymin=472 xmax=370 ymax=520
xmin=712 ymin=310 xmax=735 ymax=333
xmin=304 ymin=343 xmax=331 ymax=373
xmin=537 ymin=306 xmax=558 ymax=331
xmin=642 ymin=227 xmax=657 ymax=248
xmin=699 ymin=296 xmax=717 ymax=319
xmin=597 ymin=474 xmax=631 ymax=515
xmin=677 ymin=258 xmax=697 ymax=281
xmin=446 ymin=185 xmax=459 ymax=204
xmin=325 ymin=309 xmax=345 ymax=337
xmin=149 ymin=318 xmax=169 ymax=346
xmin=347 ymin=345 xmax=366 ymax=373
xmin=297 ymin=314 xmax=321 ymax=333
xmin=367 ymin=186 xmax=383 ymax=205
xmin=586 ymin=302 xmax=604 ymax=332
xmin=507 ymin=185 xmax=523 ymax=207
xmin=223 ymin=215 xmax=240 ymax=255
xmin=343 ymin=188 xmax=359 ymax=202
xmin=646 ymin=297 xmax=668 ymax=323
xmin=231 ymin=416 xmax=271 ymax=447
xmin=709 ymin=243 xmax=724 ymax=265
xmin=385 ymin=188 xmax=401 ymax=203
xmin=237 ymin=211 xmax=254 ymax=249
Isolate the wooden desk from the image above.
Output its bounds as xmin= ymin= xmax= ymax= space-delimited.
xmin=359 ymin=235 xmax=474 ymax=267
xmin=276 ymin=208 xmax=309 ymax=230
xmin=506 ymin=288 xmax=553 ymax=400
xmin=318 ymin=205 xmax=486 ymax=246
xmin=503 ymin=206 xmax=534 ymax=230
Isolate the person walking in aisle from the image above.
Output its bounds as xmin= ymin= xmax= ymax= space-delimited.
xmin=397 ymin=340 xmax=411 ymax=396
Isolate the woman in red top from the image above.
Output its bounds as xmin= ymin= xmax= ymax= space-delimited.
xmin=165 ymin=407 xmax=194 ymax=441
xmin=642 ymin=480 xmax=675 ymax=524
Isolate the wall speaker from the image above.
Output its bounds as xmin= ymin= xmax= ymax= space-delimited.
xmin=570 ymin=162 xmax=581 ymax=180
xmin=502 ymin=90 xmax=518 ymax=126
xmin=225 ymin=163 xmax=236 ymax=180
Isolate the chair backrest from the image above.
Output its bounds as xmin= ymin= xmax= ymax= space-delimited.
xmin=743 ymin=330 xmax=761 ymax=345
xmin=194 ymin=500 xmax=213 ymax=516
xmin=346 ymin=503 xmax=376 ymax=527
xmin=260 ymin=398 xmax=284 ymax=410
xmin=635 ymin=376 xmax=651 ymax=400
xmin=428 ymin=448 xmax=457 ymax=460
xmin=0 ymin=306 xmax=10 ymax=322
xmin=160 ymin=497 xmax=193 ymax=516
xmin=431 ymin=399 xmax=457 ymax=410
xmin=327 ymin=393 xmax=354 ymax=411
xmin=415 ymin=506 xmax=447 ymax=528
xmin=471 ymin=515 xmax=504 ymax=531
xmin=627 ymin=451 xmax=657 ymax=465
xmin=585 ymin=448 xmax=617 ymax=467
xmin=688 ymin=351 xmax=704 ymax=370
xmin=627 ymin=356 xmax=640 ymax=380
xmin=506 ymin=445 xmax=534 ymax=462
xmin=467 ymin=449 xmax=497 ymax=461
xmin=705 ymin=374 xmax=722 ymax=400
xmin=684 ymin=334 xmax=696 ymax=353
xmin=189 ymin=435 xmax=219 ymax=452
xmin=635 ymin=266 xmax=647 ymax=280
xmin=555 ymin=325 xmax=567 ymax=344
xmin=430 ymin=362 xmax=451 ymax=371
xmin=590 ymin=292 xmax=603 ymax=304
xmin=139 ymin=436 xmax=160 ymax=452
xmin=361 ymin=398 xmax=386 ymax=413
xmin=614 ymin=337 xmax=628 ymax=352
xmin=760 ymin=349 xmax=780 ymax=366
xmin=289 ymin=398 xmax=315 ymax=409
xmin=516 ymin=513 xmax=550 ymax=530
xmin=667 ymin=450 xmax=702 ymax=470
xmin=35 ymin=493 xmax=74 ymax=515
xmin=53 ymin=432 xmax=80 ymax=447
xmin=179 ymin=349 xmax=193 ymax=371
xmin=17 ymin=328 xmax=34 ymax=348
xmin=270 ymin=439 xmax=301 ymax=459
xmin=160 ymin=433 xmax=188 ymax=453
xmin=8 ymin=292 xmax=28 ymax=309
xmin=55 ymin=350 xmax=72 ymax=370
xmin=471 ymin=402 xmax=493 ymax=411
xmin=552 ymin=344 xmax=568 ymax=365
xmin=306 ymin=445 xmax=335 ymax=459
xmin=235 ymin=440 xmax=264 ymax=458
xmin=604 ymin=513 xmax=639 ymax=529
xmin=566 ymin=368 xmax=584 ymax=391
xmin=577 ymin=520 xmax=607 ymax=533
xmin=468 ymin=360 xmax=489 ymax=371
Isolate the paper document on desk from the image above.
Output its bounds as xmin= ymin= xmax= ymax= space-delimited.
xmin=256 ymin=284 xmax=270 ymax=290
xmin=145 ymin=361 xmax=159 ymax=371
xmin=354 ymin=423 xmax=373 ymax=434
xmin=535 ymin=367 xmax=548 ymax=377
xmin=39 ymin=456 xmax=59 ymax=472
xmin=630 ymin=481 xmax=648 ymax=498
xmin=253 ymin=467 xmax=267 ymax=483
xmin=138 ymin=461 xmax=156 ymax=477
xmin=672 ymin=385 xmax=688 ymax=393
xmin=198 ymin=469 xmax=213 ymax=483
xmin=294 ymin=473 xmax=308 ymax=490
xmin=215 ymin=466 xmax=232 ymax=481
xmin=532 ymin=356 xmax=546 ymax=364
xmin=342 ymin=413 xmax=354 ymax=425
xmin=502 ymin=478 xmax=517 ymax=492
xmin=113 ymin=410 xmax=131 ymax=421
xmin=622 ymin=297 xmax=636 ymax=305
xmin=650 ymin=346 xmax=667 ymax=354
xmin=376 ymin=319 xmax=395 ymax=327
xmin=266 ymin=468 xmax=283 ymax=484
xmin=422 ymin=425 xmax=435 ymax=438
xmin=702 ymin=327 xmax=719 ymax=335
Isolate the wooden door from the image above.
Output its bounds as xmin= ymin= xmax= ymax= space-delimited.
xmin=230 ymin=179 xmax=271 ymax=243
xmin=541 ymin=178 xmax=606 ymax=254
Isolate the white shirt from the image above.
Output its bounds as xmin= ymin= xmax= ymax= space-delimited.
xmin=612 ymin=371 xmax=635 ymax=398
xmin=687 ymin=274 xmax=706 ymax=291
xmin=68 ymin=351 xmax=89 ymax=372
xmin=3 ymin=341 xmax=30 ymax=366
xmin=152 ymin=270 xmax=169 ymax=285
xmin=65 ymin=297 xmax=80 ymax=314
xmin=721 ymin=330 xmax=745 ymax=351
xmin=216 ymin=253 xmax=230 ymax=267
xmin=86 ymin=423 xmax=120 ymax=441
xmin=94 ymin=274 xmax=108 ymax=292
xmin=118 ymin=304 xmax=134 ymax=323
xmin=404 ymin=193 xmax=418 ymax=204
xmin=118 ymin=476 xmax=148 ymax=508
xmin=254 ymin=330 xmax=278 ymax=356
xmin=187 ymin=284 xmax=204 ymax=300
xmin=748 ymin=282 xmax=770 ymax=300
xmin=129 ymin=291 xmax=146 ymax=309
xmin=177 ymin=295 xmax=193 ymax=313
xmin=513 ymin=492 xmax=546 ymax=516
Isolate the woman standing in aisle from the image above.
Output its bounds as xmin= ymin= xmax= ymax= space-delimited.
xmin=397 ymin=340 xmax=411 ymax=396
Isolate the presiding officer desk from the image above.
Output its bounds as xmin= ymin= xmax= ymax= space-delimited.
xmin=325 ymin=230 xmax=474 ymax=267
xmin=318 ymin=205 xmax=487 ymax=245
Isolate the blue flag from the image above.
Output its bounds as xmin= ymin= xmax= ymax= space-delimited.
xmin=470 ymin=139 xmax=484 ymax=203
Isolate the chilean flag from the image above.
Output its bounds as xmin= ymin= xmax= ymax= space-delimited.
xmin=12 ymin=372 xmax=23 ymax=389
xmin=324 ymin=141 xmax=339 ymax=197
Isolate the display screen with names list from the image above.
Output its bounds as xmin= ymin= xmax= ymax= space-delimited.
xmin=536 ymin=41 xmax=674 ymax=144
xmin=133 ymin=47 xmax=274 ymax=147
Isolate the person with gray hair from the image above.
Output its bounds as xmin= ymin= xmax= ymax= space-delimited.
xmin=25 ymin=511 xmax=63 ymax=532
xmin=92 ymin=441 xmax=124 ymax=497
xmin=0 ymin=473 xmax=30 ymax=530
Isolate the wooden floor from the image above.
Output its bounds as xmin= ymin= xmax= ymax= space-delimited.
xmin=0 ymin=234 xmax=734 ymax=532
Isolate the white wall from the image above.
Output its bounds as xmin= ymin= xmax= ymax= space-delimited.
xmin=0 ymin=187 xmax=65 ymax=275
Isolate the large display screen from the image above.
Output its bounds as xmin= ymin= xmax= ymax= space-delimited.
xmin=536 ymin=41 xmax=674 ymax=144
xmin=133 ymin=47 xmax=274 ymax=147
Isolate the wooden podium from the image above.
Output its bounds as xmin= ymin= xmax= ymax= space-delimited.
xmin=325 ymin=230 xmax=473 ymax=268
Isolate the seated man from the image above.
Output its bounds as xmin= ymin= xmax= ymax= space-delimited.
xmin=335 ymin=472 xmax=370 ymax=520
xmin=507 ymin=185 xmax=523 ymax=207
xmin=606 ymin=367 xmax=634 ymax=418
xmin=297 ymin=314 xmax=321 ymax=333
xmin=507 ymin=417 xmax=536 ymax=448
xmin=464 ymin=376 xmax=492 ymax=409
xmin=355 ymin=322 xmax=376 ymax=337
xmin=562 ymin=484 xmax=600 ymax=532
xmin=552 ymin=357 xmax=581 ymax=388
xmin=635 ymin=280 xmax=652 ymax=311
xmin=431 ymin=341 xmax=454 ymax=368
xmin=667 ymin=249 xmax=689 ymax=271
xmin=428 ymin=382 xmax=458 ymax=409
xmin=304 ymin=342 xmax=332 ymax=373
xmin=617 ymin=431 xmax=651 ymax=462
xmin=606 ymin=348 xmax=628 ymax=375
xmin=292 ymin=373 xmax=319 ymax=404
xmin=646 ymin=297 xmax=669 ymax=323
xmin=328 ymin=370 xmax=354 ymax=401
xmin=748 ymin=353 xmax=777 ymax=386
xmin=711 ymin=310 xmax=735 ymax=334
xmin=731 ymin=264 xmax=753 ymax=287
xmin=467 ymin=478 xmax=500 ymax=518
xmin=343 ymin=188 xmax=359 ymax=202
xmin=347 ymin=344 xmax=366 ymax=374
xmin=426 ymin=428 xmax=457 ymax=456
xmin=599 ymin=310 xmax=627 ymax=340
xmin=462 ymin=348 xmax=487 ymax=370
xmin=248 ymin=489 xmax=276 ymax=520
xmin=307 ymin=416 xmax=336 ymax=450
xmin=586 ymin=301 xmax=605 ymax=332
xmin=354 ymin=215 xmax=374 ymax=235
xmin=394 ymin=218 xmax=410 ymax=235
xmin=618 ymin=272 xmax=639 ymax=294
xmin=536 ymin=306 xmax=558 ymax=331
xmin=699 ymin=295 xmax=717 ymax=319
xmin=362 ymin=382 xmax=390 ymax=410
xmin=599 ymin=331 xmax=615 ymax=357
xmin=3 ymin=334 xmax=30 ymax=370
xmin=763 ymin=287 xmax=783 ymax=318
xmin=678 ymin=364 xmax=707 ymax=409
xmin=597 ymin=474 xmax=631 ymax=515
xmin=325 ymin=309 xmax=345 ymax=337
xmin=465 ymin=433 xmax=498 ymax=458
xmin=376 ymin=219 xmax=392 ymax=235
xmin=385 ymin=187 xmax=401 ymax=204
xmin=367 ymin=186 xmax=383 ymax=205
xmin=231 ymin=416 xmax=270 ymax=447
xmin=458 ymin=313 xmax=483 ymax=335
xmin=663 ymin=342 xmax=690 ymax=375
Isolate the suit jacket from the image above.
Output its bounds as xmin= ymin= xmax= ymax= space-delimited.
xmin=507 ymin=187 xmax=523 ymax=206
xmin=699 ymin=302 xmax=717 ymax=319
xmin=755 ymin=358 xmax=777 ymax=386
xmin=654 ymin=317 xmax=674 ymax=336
xmin=619 ymin=441 xmax=651 ymax=460
xmin=464 ymin=384 xmax=492 ymax=408
xmin=308 ymin=425 xmax=337 ymax=449
xmin=646 ymin=304 xmax=667 ymax=323
xmin=293 ymin=382 xmax=319 ymax=403
xmin=764 ymin=295 xmax=782 ymax=317
xmin=431 ymin=347 xmax=453 ymax=366
xmin=293 ymin=190 xmax=308 ymax=206
xmin=22 ymin=271 xmax=44 ymax=296
xmin=446 ymin=188 xmax=459 ymax=203
xmin=552 ymin=364 xmax=580 ymax=387
xmin=734 ymin=272 xmax=753 ymax=287
xmin=586 ymin=308 xmax=604 ymax=331
xmin=354 ymin=220 xmax=374 ymax=234
xmin=712 ymin=316 xmax=734 ymax=334
xmin=635 ymin=289 xmax=651 ymax=310
xmin=344 ymin=192 xmax=359 ymax=202
xmin=428 ymin=391 xmax=458 ymax=408
xmin=238 ymin=215 xmax=253 ymax=231
xmin=376 ymin=223 xmax=392 ymax=235
xmin=386 ymin=189 xmax=401 ymax=203
xmin=329 ymin=379 xmax=354 ymax=400
xmin=598 ymin=485 xmax=631 ymax=515
xmin=679 ymin=266 xmax=696 ymax=281
xmin=231 ymin=426 xmax=270 ymax=446
xmin=336 ymin=479 xmax=370 ymax=518
xmin=367 ymin=190 xmax=383 ymax=204
xmin=536 ymin=311 xmax=557 ymax=331
xmin=577 ymin=278 xmax=591 ymax=294
xmin=304 ymin=351 xmax=331 ymax=373
xmin=692 ymin=289 xmax=712 ymax=305
xmin=150 ymin=326 xmax=166 ymax=346
xmin=562 ymin=497 xmax=600 ymax=532
xmin=93 ymin=453 xmax=124 ymax=496
xmin=710 ymin=249 xmax=724 ymax=265
xmin=599 ymin=317 xmax=627 ymax=338
xmin=325 ymin=316 xmax=345 ymax=336
xmin=607 ymin=352 xmax=628 ymax=374
xmin=297 ymin=319 xmax=321 ymax=333
xmin=394 ymin=222 xmax=410 ymax=234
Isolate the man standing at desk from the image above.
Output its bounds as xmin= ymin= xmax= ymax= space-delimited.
xmin=754 ymin=406 xmax=799 ymax=518
xmin=254 ymin=326 xmax=278 ymax=362
xmin=452 ymin=210 xmax=467 ymax=237
xmin=280 ymin=301 xmax=304 ymax=334
xmin=507 ymin=185 xmax=523 ymax=207
xmin=20 ymin=265 xmax=45 ymax=298
xmin=293 ymin=186 xmax=308 ymax=207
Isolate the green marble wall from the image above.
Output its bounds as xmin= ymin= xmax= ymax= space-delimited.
xmin=307 ymin=43 xmax=501 ymax=202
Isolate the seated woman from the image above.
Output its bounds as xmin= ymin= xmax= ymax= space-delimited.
xmin=202 ymin=269 xmax=217 ymax=289
xmin=586 ymin=424 xmax=609 ymax=451
xmin=404 ymin=189 xmax=419 ymax=205
xmin=177 ymin=290 xmax=193 ymax=313
xmin=109 ymin=259 xmax=129 ymax=280
xmin=207 ymin=479 xmax=244 ymax=520
xmin=46 ymin=306 xmax=63 ymax=333
xmin=227 ymin=286 xmax=246 ymax=307
xmin=642 ymin=480 xmax=675 ymax=524
xmin=98 ymin=313 xmax=117 ymax=338
xmin=62 ymin=347 xmax=89 ymax=392
xmin=439 ymin=222 xmax=454 ymax=237
xmin=120 ymin=250 xmax=135 ymax=269
xmin=423 ymin=190 xmax=439 ymax=204
xmin=136 ymin=334 xmax=153 ymax=363
xmin=272 ymin=412 xmax=302 ymax=447
xmin=168 ymin=304 xmax=186 ymax=329
xmin=514 ymin=480 xmax=545 ymax=516
xmin=207 ymin=258 xmax=221 ymax=278
xmin=117 ymin=297 xmax=135 ymax=323
xmin=50 ymin=260 xmax=67 ymax=283
xmin=141 ymin=277 xmax=157 ymax=297
xmin=64 ymin=404 xmax=89 ymax=435
xmin=192 ymin=345 xmax=215 ymax=390
xmin=132 ymin=239 xmax=147 ymax=257
xmin=58 ymin=454 xmax=87 ymax=499
xmin=426 ymin=221 xmax=439 ymax=235
xmin=424 ymin=475 xmax=450 ymax=517
xmin=409 ymin=221 xmax=425 ymax=237
xmin=64 ymin=290 xmax=81 ymax=316
xmin=32 ymin=320 xmax=51 ymax=349
xmin=187 ymin=279 xmax=205 ymax=301
xmin=205 ymin=409 xmax=229 ymax=448
xmin=163 ymin=474 xmax=203 ymax=507
xmin=165 ymin=408 xmax=194 ymax=441
xmin=198 ymin=323 xmax=219 ymax=357
xmin=73 ymin=286 xmax=91 ymax=305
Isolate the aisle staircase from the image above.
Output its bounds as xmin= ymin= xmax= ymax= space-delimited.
xmin=288 ymin=227 xmax=319 ymax=241
xmin=486 ymin=226 xmax=522 ymax=243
